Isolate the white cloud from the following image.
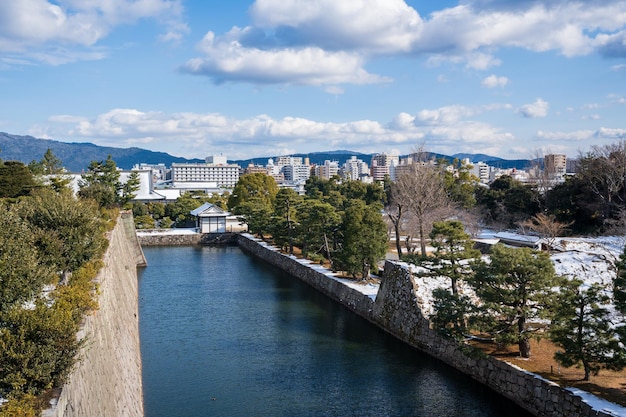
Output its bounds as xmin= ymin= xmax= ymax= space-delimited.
xmin=38 ymin=106 xmax=519 ymax=159
xmin=537 ymin=127 xmax=626 ymax=142
xmin=518 ymin=98 xmax=549 ymax=118
xmin=249 ymin=0 xmax=423 ymax=54
xmin=416 ymin=105 xmax=478 ymax=125
xmin=537 ymin=130 xmax=595 ymax=142
xmin=481 ymin=74 xmax=509 ymax=88
xmin=182 ymin=30 xmax=390 ymax=86
xmin=0 ymin=0 xmax=186 ymax=64
xmin=182 ymin=0 xmax=626 ymax=86
xmin=595 ymin=127 xmax=626 ymax=139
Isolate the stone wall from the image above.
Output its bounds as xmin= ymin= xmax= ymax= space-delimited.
xmin=137 ymin=231 xmax=238 ymax=246
xmin=137 ymin=231 xmax=201 ymax=246
xmin=46 ymin=213 xmax=145 ymax=417
xmin=236 ymin=235 xmax=375 ymax=320
xmin=237 ymin=233 xmax=616 ymax=417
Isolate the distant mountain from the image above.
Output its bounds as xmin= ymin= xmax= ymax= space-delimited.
xmin=0 ymin=132 xmax=533 ymax=172
xmin=232 ymin=150 xmax=372 ymax=168
xmin=452 ymin=153 xmax=505 ymax=163
xmin=0 ymin=132 xmax=202 ymax=172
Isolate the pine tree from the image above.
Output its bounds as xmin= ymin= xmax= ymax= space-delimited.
xmin=469 ymin=244 xmax=562 ymax=358
xmin=336 ymin=200 xmax=387 ymax=279
xmin=550 ymin=282 xmax=622 ymax=381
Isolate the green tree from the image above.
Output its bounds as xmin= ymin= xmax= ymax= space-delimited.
xmin=469 ymin=244 xmax=561 ymax=358
xmin=550 ymin=281 xmax=623 ymax=381
xmin=0 ymin=161 xmax=37 ymax=199
xmin=237 ymin=196 xmax=273 ymax=239
xmin=40 ymin=148 xmax=65 ymax=175
xmin=339 ymin=180 xmax=386 ymax=205
xmin=431 ymin=288 xmax=475 ymax=340
xmin=271 ymin=188 xmax=301 ymax=254
xmin=17 ymin=188 xmax=108 ymax=279
xmin=544 ymin=176 xmax=602 ymax=235
xmin=227 ymin=173 xmax=278 ymax=213
xmin=134 ymin=214 xmax=156 ymax=229
xmin=428 ymin=220 xmax=480 ymax=295
xmin=78 ymin=155 xmax=121 ymax=208
xmin=0 ymin=299 xmax=82 ymax=395
xmin=164 ymin=192 xmax=207 ymax=227
xmin=613 ymin=247 xmax=626 ymax=350
xmin=443 ymin=158 xmax=479 ymax=209
xmin=304 ymin=175 xmax=339 ymax=199
xmin=0 ymin=206 xmax=53 ymax=314
xmin=413 ymin=220 xmax=480 ymax=338
xmin=297 ymin=199 xmax=341 ymax=260
xmin=476 ymin=176 xmax=541 ymax=227
xmin=335 ymin=200 xmax=388 ymax=279
xmin=120 ymin=171 xmax=141 ymax=208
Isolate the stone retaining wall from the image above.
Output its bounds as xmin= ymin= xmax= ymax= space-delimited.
xmin=236 ymin=235 xmax=375 ymax=319
xmin=137 ymin=231 xmax=238 ymax=246
xmin=46 ymin=213 xmax=144 ymax=417
xmin=237 ymin=233 xmax=616 ymax=417
xmin=137 ymin=231 xmax=201 ymax=246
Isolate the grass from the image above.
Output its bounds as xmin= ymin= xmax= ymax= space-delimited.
xmin=470 ymin=338 xmax=626 ymax=407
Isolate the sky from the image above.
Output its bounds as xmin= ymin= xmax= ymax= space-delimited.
xmin=0 ymin=0 xmax=625 ymax=161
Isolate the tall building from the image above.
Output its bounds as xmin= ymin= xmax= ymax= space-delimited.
xmin=273 ymin=156 xmax=311 ymax=182
xmin=315 ymin=160 xmax=339 ymax=179
xmin=282 ymin=163 xmax=311 ymax=182
xmin=171 ymin=155 xmax=240 ymax=188
xmin=370 ymin=153 xmax=399 ymax=181
xmin=544 ymin=154 xmax=567 ymax=182
xmin=472 ymin=162 xmax=492 ymax=184
xmin=342 ymin=156 xmax=369 ymax=181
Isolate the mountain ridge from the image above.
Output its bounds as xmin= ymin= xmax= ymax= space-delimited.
xmin=0 ymin=132 xmax=532 ymax=172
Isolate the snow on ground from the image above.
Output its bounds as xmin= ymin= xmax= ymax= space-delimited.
xmin=136 ymin=228 xmax=198 ymax=236
xmin=162 ymin=232 xmax=626 ymax=415
xmin=567 ymin=388 xmax=626 ymax=417
xmin=552 ymin=236 xmax=625 ymax=287
xmin=243 ymin=234 xmax=380 ymax=300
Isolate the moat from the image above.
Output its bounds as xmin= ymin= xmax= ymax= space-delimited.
xmin=138 ymin=245 xmax=532 ymax=417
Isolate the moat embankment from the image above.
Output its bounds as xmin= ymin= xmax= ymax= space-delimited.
xmin=45 ymin=213 xmax=144 ymax=417
xmin=134 ymin=229 xmax=618 ymax=416
xmin=235 ymin=233 xmax=618 ymax=417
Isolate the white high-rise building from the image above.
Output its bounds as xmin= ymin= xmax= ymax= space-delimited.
xmin=342 ymin=156 xmax=369 ymax=181
xmin=315 ymin=160 xmax=339 ymax=179
xmin=171 ymin=155 xmax=240 ymax=188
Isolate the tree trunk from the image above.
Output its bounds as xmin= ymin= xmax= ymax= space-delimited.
xmin=362 ymin=263 xmax=370 ymax=281
xmin=394 ymin=220 xmax=403 ymax=259
xmin=418 ymin=218 xmax=427 ymax=256
xmin=583 ymin=361 xmax=590 ymax=381
xmin=519 ymin=338 xmax=531 ymax=358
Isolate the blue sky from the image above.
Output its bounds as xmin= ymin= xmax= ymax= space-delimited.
xmin=0 ymin=0 xmax=625 ymax=161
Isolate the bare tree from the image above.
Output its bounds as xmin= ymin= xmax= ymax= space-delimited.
xmin=518 ymin=213 xmax=572 ymax=250
xmin=393 ymin=148 xmax=452 ymax=256
xmin=577 ymin=140 xmax=626 ymax=222
xmin=385 ymin=198 xmax=405 ymax=258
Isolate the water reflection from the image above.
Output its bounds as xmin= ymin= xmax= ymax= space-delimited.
xmin=139 ymin=245 xmax=531 ymax=417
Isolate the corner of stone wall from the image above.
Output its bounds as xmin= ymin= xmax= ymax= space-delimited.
xmin=378 ymin=261 xmax=618 ymax=417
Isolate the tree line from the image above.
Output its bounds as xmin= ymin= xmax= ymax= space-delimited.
xmin=0 ymin=151 xmax=138 ymax=416
xmin=385 ymin=142 xmax=626 ymax=381
xmin=227 ymin=173 xmax=388 ymax=279
xmin=130 ymin=139 xmax=626 ymax=382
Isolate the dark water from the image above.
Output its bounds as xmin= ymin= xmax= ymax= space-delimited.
xmin=139 ymin=245 xmax=532 ymax=417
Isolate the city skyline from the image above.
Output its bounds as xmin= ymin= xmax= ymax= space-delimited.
xmin=1 ymin=0 xmax=625 ymax=161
